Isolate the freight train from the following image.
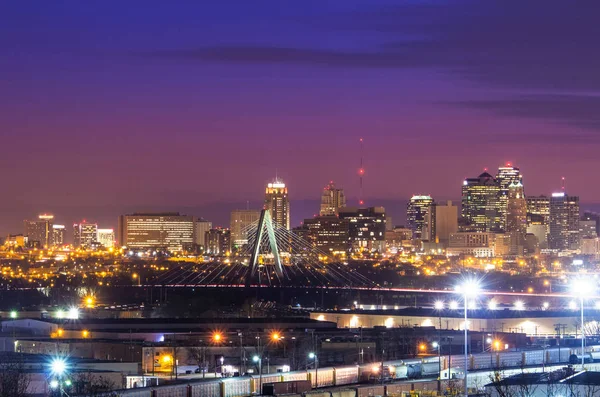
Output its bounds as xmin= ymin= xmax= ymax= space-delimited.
xmin=97 ymin=346 xmax=582 ymax=397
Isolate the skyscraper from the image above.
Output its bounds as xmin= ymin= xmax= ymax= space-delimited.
xmin=230 ymin=209 xmax=261 ymax=247
xmin=338 ymin=206 xmax=386 ymax=251
xmin=303 ymin=215 xmax=349 ymax=254
xmin=496 ymin=164 xmax=523 ymax=230
xmin=194 ymin=219 xmax=212 ymax=248
xmin=97 ymin=229 xmax=115 ymax=248
xmin=264 ymin=179 xmax=290 ymax=230
xmin=526 ymin=195 xmax=550 ymax=248
xmin=118 ymin=213 xmax=195 ymax=252
xmin=549 ymin=192 xmax=580 ymax=251
xmin=407 ymin=195 xmax=434 ymax=240
xmin=24 ymin=214 xmax=54 ymax=248
xmin=461 ymin=172 xmax=502 ymax=232
xmin=73 ymin=221 xmax=98 ymax=248
xmin=52 ymin=224 xmax=66 ymax=247
xmin=320 ymin=181 xmax=346 ymax=216
xmin=506 ymin=181 xmax=527 ymax=255
xmin=425 ymin=200 xmax=458 ymax=246
xmin=205 ymin=228 xmax=231 ymax=255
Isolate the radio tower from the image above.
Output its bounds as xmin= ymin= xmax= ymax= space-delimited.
xmin=561 ymin=176 xmax=566 ymax=192
xmin=359 ymin=138 xmax=365 ymax=206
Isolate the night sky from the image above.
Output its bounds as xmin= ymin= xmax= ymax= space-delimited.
xmin=2 ymin=1 xmax=600 ymax=235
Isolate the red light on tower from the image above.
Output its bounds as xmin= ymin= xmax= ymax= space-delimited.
xmin=506 ymin=162 xmax=512 ymax=167
xmin=359 ymin=200 xmax=364 ymax=205
xmin=359 ymin=168 xmax=365 ymax=176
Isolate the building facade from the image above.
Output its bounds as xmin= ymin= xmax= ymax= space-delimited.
xmin=230 ymin=209 xmax=260 ymax=247
xmin=406 ymin=195 xmax=434 ymax=240
xmin=73 ymin=222 xmax=98 ymax=248
xmin=496 ymin=164 xmax=523 ymax=230
xmin=204 ymin=228 xmax=231 ymax=255
xmin=24 ymin=214 xmax=54 ymax=248
xmin=118 ymin=213 xmax=195 ymax=252
xmin=52 ymin=224 xmax=66 ymax=247
xmin=548 ymin=192 xmax=580 ymax=252
xmin=319 ymin=181 xmax=346 ymax=216
xmin=264 ymin=180 xmax=290 ymax=230
xmin=194 ymin=219 xmax=212 ymax=248
xmin=461 ymin=172 xmax=503 ymax=232
xmin=97 ymin=229 xmax=115 ymax=248
xmin=338 ymin=207 xmax=386 ymax=251
xmin=424 ymin=200 xmax=458 ymax=246
xmin=506 ymin=181 xmax=527 ymax=255
xmin=303 ymin=216 xmax=349 ymax=254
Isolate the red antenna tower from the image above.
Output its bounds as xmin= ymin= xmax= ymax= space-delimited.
xmin=561 ymin=176 xmax=566 ymax=192
xmin=359 ymin=138 xmax=365 ymax=206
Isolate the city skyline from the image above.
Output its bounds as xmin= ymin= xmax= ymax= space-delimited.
xmin=2 ymin=1 xmax=600 ymax=238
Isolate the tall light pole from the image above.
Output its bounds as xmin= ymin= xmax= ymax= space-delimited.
xmin=253 ymin=355 xmax=262 ymax=393
xmin=455 ymin=280 xmax=480 ymax=397
xmin=434 ymin=300 xmax=444 ymax=393
xmin=309 ymin=352 xmax=318 ymax=387
xmin=571 ymin=279 xmax=594 ymax=370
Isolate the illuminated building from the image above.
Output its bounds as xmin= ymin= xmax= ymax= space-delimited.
xmin=385 ymin=227 xmax=413 ymax=251
xmin=5 ymin=234 xmax=26 ymax=248
xmin=97 ymin=229 xmax=115 ymax=248
xmin=526 ymin=195 xmax=550 ymax=248
xmin=230 ymin=209 xmax=260 ymax=247
xmin=407 ymin=195 xmax=434 ymax=240
xmin=506 ymin=181 xmax=527 ymax=255
xmin=303 ymin=216 xmax=349 ymax=254
xmin=73 ymin=221 xmax=98 ymax=248
xmin=24 ymin=214 xmax=54 ymax=248
xmin=320 ymin=181 xmax=346 ymax=216
xmin=424 ymin=200 xmax=458 ymax=246
xmin=194 ymin=219 xmax=212 ymax=248
xmin=118 ymin=213 xmax=195 ymax=252
xmin=447 ymin=232 xmax=496 ymax=257
xmin=264 ymin=179 xmax=290 ymax=230
xmin=549 ymin=192 xmax=580 ymax=252
xmin=496 ymin=164 xmax=523 ymax=230
xmin=338 ymin=207 xmax=386 ymax=251
xmin=580 ymin=219 xmax=598 ymax=239
xmin=461 ymin=172 xmax=502 ymax=232
xmin=52 ymin=225 xmax=66 ymax=247
xmin=582 ymin=212 xmax=600 ymax=237
xmin=205 ymin=228 xmax=231 ymax=255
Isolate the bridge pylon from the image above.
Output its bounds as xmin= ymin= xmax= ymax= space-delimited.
xmin=246 ymin=209 xmax=283 ymax=286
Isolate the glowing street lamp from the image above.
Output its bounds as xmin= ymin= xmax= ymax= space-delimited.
xmin=514 ymin=301 xmax=525 ymax=311
xmin=308 ymin=352 xmax=318 ymax=387
xmin=455 ymin=279 xmax=481 ymax=397
xmin=434 ymin=301 xmax=444 ymax=310
xmin=9 ymin=310 xmax=17 ymax=319
xmin=212 ymin=332 xmax=223 ymax=344
xmin=253 ymin=355 xmax=262 ymax=392
xmin=49 ymin=357 xmax=68 ymax=395
xmin=449 ymin=301 xmax=459 ymax=310
xmin=571 ymin=279 xmax=595 ymax=369
xmin=487 ymin=300 xmax=497 ymax=310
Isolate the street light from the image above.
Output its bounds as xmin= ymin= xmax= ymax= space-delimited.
xmin=455 ymin=279 xmax=481 ymax=397
xmin=487 ymin=300 xmax=497 ymax=310
xmin=571 ymin=279 xmax=595 ymax=369
xmin=212 ymin=332 xmax=223 ymax=344
xmin=434 ymin=301 xmax=444 ymax=310
xmin=514 ymin=301 xmax=525 ymax=311
xmin=309 ymin=352 xmax=318 ymax=387
xmin=50 ymin=358 xmax=68 ymax=396
xmin=449 ymin=300 xmax=459 ymax=310
xmin=433 ymin=300 xmax=444 ymax=394
xmin=253 ymin=355 xmax=262 ymax=393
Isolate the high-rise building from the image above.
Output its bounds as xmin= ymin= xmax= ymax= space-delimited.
xmin=205 ymin=228 xmax=231 ymax=255
xmin=52 ymin=225 xmax=66 ymax=247
xmin=580 ymin=220 xmax=597 ymax=239
xmin=582 ymin=212 xmax=600 ymax=237
xmin=194 ymin=219 xmax=212 ymax=248
xmin=461 ymin=172 xmax=502 ymax=232
xmin=548 ymin=192 xmax=580 ymax=251
xmin=24 ymin=214 xmax=54 ymax=248
xmin=97 ymin=229 xmax=115 ymax=248
xmin=526 ymin=195 xmax=550 ymax=248
xmin=319 ymin=181 xmax=346 ymax=216
xmin=118 ymin=213 xmax=195 ymax=252
xmin=496 ymin=164 xmax=523 ymax=230
xmin=230 ymin=209 xmax=261 ymax=247
xmin=338 ymin=207 xmax=386 ymax=251
xmin=407 ymin=195 xmax=434 ymax=240
xmin=264 ymin=179 xmax=290 ymax=230
xmin=425 ymin=200 xmax=458 ymax=246
xmin=506 ymin=181 xmax=527 ymax=255
xmin=303 ymin=216 xmax=349 ymax=254
xmin=73 ymin=222 xmax=98 ymax=248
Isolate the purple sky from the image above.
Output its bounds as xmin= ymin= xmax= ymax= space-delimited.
xmin=1 ymin=1 xmax=600 ymax=235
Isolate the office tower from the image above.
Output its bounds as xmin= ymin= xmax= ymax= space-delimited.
xmin=526 ymin=195 xmax=550 ymax=248
xmin=97 ymin=229 xmax=115 ymax=248
xmin=5 ymin=234 xmax=26 ymax=248
xmin=264 ymin=179 xmax=290 ymax=229
xmin=319 ymin=181 xmax=346 ymax=216
xmin=496 ymin=164 xmax=523 ymax=230
xmin=73 ymin=221 xmax=98 ymax=248
xmin=447 ymin=232 xmax=497 ymax=257
xmin=230 ymin=209 xmax=261 ymax=247
xmin=303 ymin=216 xmax=349 ymax=254
xmin=582 ymin=212 xmax=600 ymax=237
xmin=461 ymin=172 xmax=502 ymax=232
xmin=52 ymin=225 xmax=66 ymax=247
xmin=385 ymin=227 xmax=413 ymax=252
xmin=338 ymin=207 xmax=386 ymax=251
xmin=24 ymin=214 xmax=54 ymax=248
xmin=194 ymin=219 xmax=212 ymax=248
xmin=407 ymin=195 xmax=434 ymax=240
xmin=204 ymin=228 xmax=231 ymax=255
xmin=549 ymin=192 xmax=580 ymax=251
xmin=425 ymin=200 xmax=458 ymax=246
xmin=506 ymin=181 xmax=527 ymax=255
xmin=118 ymin=213 xmax=195 ymax=252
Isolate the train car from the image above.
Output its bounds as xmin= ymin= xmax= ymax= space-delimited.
xmin=189 ymin=381 xmax=221 ymax=397
xmin=331 ymin=390 xmax=357 ymax=397
xmin=420 ymin=362 xmax=440 ymax=377
xmin=392 ymin=364 xmax=419 ymax=380
xmin=261 ymin=380 xmax=312 ymax=395
xmin=385 ymin=382 xmax=412 ymax=396
xmin=569 ymin=353 xmax=592 ymax=364
xmin=282 ymin=371 xmax=309 ymax=382
xmin=334 ymin=366 xmax=359 ymax=385
xmin=304 ymin=392 xmax=332 ymax=397
xmin=355 ymin=384 xmax=385 ymax=397
xmin=153 ymin=384 xmax=188 ymax=397
xmin=221 ymin=377 xmax=252 ymax=397
xmin=497 ymin=351 xmax=523 ymax=368
xmin=308 ymin=367 xmax=335 ymax=388
xmin=524 ymin=350 xmax=545 ymax=365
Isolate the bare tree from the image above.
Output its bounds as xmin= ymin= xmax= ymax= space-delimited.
xmin=0 ymin=355 xmax=30 ymax=397
xmin=72 ymin=371 xmax=116 ymax=397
